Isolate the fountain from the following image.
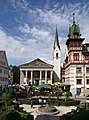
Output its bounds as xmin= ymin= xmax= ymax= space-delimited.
xmin=37 ymin=104 xmax=59 ymax=115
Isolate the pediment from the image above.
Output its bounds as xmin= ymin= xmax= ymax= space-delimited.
xmin=20 ymin=58 xmax=53 ymax=68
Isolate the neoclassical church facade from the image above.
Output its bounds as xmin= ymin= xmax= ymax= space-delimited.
xmin=20 ymin=28 xmax=61 ymax=86
xmin=20 ymin=58 xmax=53 ymax=85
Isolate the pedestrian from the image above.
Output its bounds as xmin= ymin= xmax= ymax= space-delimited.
xmin=31 ymin=100 xmax=33 ymax=108
xmin=39 ymin=97 xmax=42 ymax=105
xmin=43 ymin=99 xmax=46 ymax=106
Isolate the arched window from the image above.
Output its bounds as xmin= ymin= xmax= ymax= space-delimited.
xmin=73 ymin=53 xmax=79 ymax=61
xmin=56 ymin=53 xmax=58 ymax=58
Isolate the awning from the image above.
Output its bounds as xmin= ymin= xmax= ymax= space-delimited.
xmin=46 ymin=82 xmax=54 ymax=86
xmin=81 ymin=89 xmax=89 ymax=95
xmin=35 ymin=84 xmax=51 ymax=89
xmin=54 ymin=82 xmax=62 ymax=85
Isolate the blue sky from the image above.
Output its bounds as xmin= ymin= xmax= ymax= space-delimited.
xmin=0 ymin=0 xmax=89 ymax=66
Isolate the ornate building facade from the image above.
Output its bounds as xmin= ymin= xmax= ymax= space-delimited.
xmin=62 ymin=14 xmax=89 ymax=96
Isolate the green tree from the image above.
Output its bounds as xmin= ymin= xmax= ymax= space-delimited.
xmin=12 ymin=66 xmax=20 ymax=84
xmin=64 ymin=91 xmax=72 ymax=99
xmin=0 ymin=110 xmax=22 ymax=120
xmin=0 ymin=108 xmax=34 ymax=120
xmin=72 ymin=110 xmax=89 ymax=120
xmin=2 ymin=92 xmax=11 ymax=109
xmin=56 ymin=90 xmax=62 ymax=99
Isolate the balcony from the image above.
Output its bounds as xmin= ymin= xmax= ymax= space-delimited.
xmin=68 ymin=47 xmax=82 ymax=53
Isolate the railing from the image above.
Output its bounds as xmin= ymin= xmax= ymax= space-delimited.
xmin=68 ymin=47 xmax=82 ymax=52
xmin=65 ymin=60 xmax=89 ymax=67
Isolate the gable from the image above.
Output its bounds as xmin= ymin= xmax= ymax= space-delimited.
xmin=20 ymin=58 xmax=53 ymax=68
xmin=0 ymin=51 xmax=8 ymax=67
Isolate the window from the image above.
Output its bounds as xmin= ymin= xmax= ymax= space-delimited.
xmin=76 ymin=79 xmax=82 ymax=85
xmin=76 ymin=88 xmax=81 ymax=95
xmin=70 ymin=42 xmax=81 ymax=47
xmin=74 ymin=42 xmax=77 ymax=47
xmin=76 ymin=67 xmax=82 ymax=73
xmin=47 ymin=71 xmax=50 ymax=79
xmin=0 ymin=69 xmax=2 ymax=73
xmin=73 ymin=53 xmax=79 ymax=61
xmin=70 ymin=42 xmax=73 ymax=47
xmin=86 ymin=67 xmax=89 ymax=73
xmin=86 ymin=79 xmax=89 ymax=84
xmin=56 ymin=53 xmax=58 ymax=58
xmin=72 ymin=42 xmax=77 ymax=47
xmin=77 ymin=42 xmax=81 ymax=47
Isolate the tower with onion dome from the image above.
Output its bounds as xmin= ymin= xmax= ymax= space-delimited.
xmin=62 ymin=13 xmax=89 ymax=96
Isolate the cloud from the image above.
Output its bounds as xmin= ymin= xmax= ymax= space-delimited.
xmin=19 ymin=24 xmax=52 ymax=42
xmin=0 ymin=26 xmax=53 ymax=65
xmin=0 ymin=27 xmax=34 ymax=64
xmin=1 ymin=0 xmax=89 ymax=66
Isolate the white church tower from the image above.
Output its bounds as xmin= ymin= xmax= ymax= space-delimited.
xmin=53 ymin=27 xmax=61 ymax=81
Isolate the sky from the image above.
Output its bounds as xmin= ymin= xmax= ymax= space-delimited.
xmin=0 ymin=0 xmax=89 ymax=66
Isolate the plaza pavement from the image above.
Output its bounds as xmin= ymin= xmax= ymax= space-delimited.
xmin=19 ymin=104 xmax=77 ymax=120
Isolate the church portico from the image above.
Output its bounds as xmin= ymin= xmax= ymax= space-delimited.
xmin=20 ymin=58 xmax=53 ymax=86
xmin=20 ymin=69 xmax=53 ymax=85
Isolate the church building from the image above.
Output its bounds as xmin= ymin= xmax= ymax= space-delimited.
xmin=19 ymin=28 xmax=61 ymax=86
xmin=20 ymin=58 xmax=53 ymax=86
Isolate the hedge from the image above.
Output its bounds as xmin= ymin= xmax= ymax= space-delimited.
xmin=20 ymin=98 xmax=30 ymax=104
xmin=20 ymin=98 xmax=80 ymax=106
xmin=60 ymin=100 xmax=80 ymax=106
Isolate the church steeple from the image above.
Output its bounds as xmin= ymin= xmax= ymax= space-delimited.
xmin=54 ymin=26 xmax=60 ymax=50
xmin=53 ymin=26 xmax=61 ymax=81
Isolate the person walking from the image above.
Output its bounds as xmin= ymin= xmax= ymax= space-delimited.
xmin=43 ymin=99 xmax=46 ymax=106
xmin=39 ymin=97 xmax=42 ymax=106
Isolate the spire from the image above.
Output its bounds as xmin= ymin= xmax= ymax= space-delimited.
xmin=54 ymin=26 xmax=60 ymax=50
xmin=73 ymin=13 xmax=75 ymax=24
xmin=68 ymin=13 xmax=81 ymax=38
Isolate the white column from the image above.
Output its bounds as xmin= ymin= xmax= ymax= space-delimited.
xmin=31 ymin=71 xmax=33 ymax=84
xmin=39 ymin=71 xmax=42 ymax=85
xmin=20 ymin=70 xmax=23 ymax=85
xmin=50 ymin=71 xmax=53 ymax=83
xmin=45 ymin=71 xmax=47 ymax=83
